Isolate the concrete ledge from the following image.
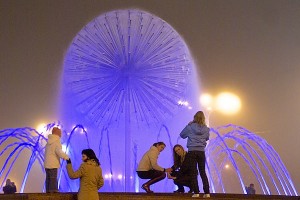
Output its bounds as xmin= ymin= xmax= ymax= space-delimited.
xmin=0 ymin=192 xmax=299 ymax=200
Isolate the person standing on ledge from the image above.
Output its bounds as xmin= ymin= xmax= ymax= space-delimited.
xmin=180 ymin=111 xmax=211 ymax=198
xmin=44 ymin=127 xmax=69 ymax=193
xmin=137 ymin=142 xmax=173 ymax=193
xmin=66 ymin=149 xmax=104 ymax=200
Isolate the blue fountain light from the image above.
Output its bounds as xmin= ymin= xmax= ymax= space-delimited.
xmin=206 ymin=124 xmax=298 ymax=196
xmin=62 ymin=9 xmax=192 ymax=192
xmin=0 ymin=123 xmax=91 ymax=193
xmin=0 ymin=123 xmax=52 ymax=192
xmin=0 ymin=9 xmax=298 ymax=195
xmin=0 ymin=123 xmax=298 ymax=195
xmin=63 ymin=9 xmax=191 ymax=127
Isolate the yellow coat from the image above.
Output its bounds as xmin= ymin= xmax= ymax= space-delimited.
xmin=67 ymin=160 xmax=104 ymax=200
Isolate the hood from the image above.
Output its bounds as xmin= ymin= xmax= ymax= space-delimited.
xmin=86 ymin=159 xmax=98 ymax=166
xmin=150 ymin=146 xmax=160 ymax=154
xmin=190 ymin=123 xmax=210 ymax=135
xmin=47 ymin=134 xmax=60 ymax=144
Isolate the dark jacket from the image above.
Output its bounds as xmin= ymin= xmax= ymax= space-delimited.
xmin=246 ymin=186 xmax=256 ymax=194
xmin=3 ymin=185 xmax=16 ymax=194
xmin=171 ymin=152 xmax=196 ymax=179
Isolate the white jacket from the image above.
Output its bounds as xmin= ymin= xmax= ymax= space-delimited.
xmin=137 ymin=146 xmax=164 ymax=171
xmin=44 ymin=134 xmax=69 ymax=169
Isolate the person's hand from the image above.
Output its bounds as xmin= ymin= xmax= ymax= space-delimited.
xmin=165 ymin=168 xmax=173 ymax=173
xmin=167 ymin=173 xmax=176 ymax=179
xmin=66 ymin=158 xmax=71 ymax=164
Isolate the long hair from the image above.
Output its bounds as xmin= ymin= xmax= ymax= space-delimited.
xmin=82 ymin=149 xmax=100 ymax=166
xmin=153 ymin=141 xmax=166 ymax=147
xmin=193 ymin=111 xmax=206 ymax=126
xmin=172 ymin=144 xmax=184 ymax=170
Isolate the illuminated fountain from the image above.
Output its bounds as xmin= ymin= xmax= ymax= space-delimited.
xmin=0 ymin=9 xmax=298 ymax=196
xmin=0 ymin=123 xmax=298 ymax=195
xmin=60 ymin=9 xmax=195 ymax=193
xmin=0 ymin=122 xmax=91 ymax=193
xmin=206 ymin=124 xmax=298 ymax=195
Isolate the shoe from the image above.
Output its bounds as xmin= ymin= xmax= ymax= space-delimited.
xmin=141 ymin=184 xmax=153 ymax=193
xmin=192 ymin=194 xmax=200 ymax=197
xmin=173 ymin=189 xmax=184 ymax=193
xmin=203 ymin=194 xmax=211 ymax=198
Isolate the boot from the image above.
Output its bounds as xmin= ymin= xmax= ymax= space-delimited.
xmin=174 ymin=185 xmax=185 ymax=193
xmin=141 ymin=184 xmax=153 ymax=193
xmin=141 ymin=172 xmax=166 ymax=193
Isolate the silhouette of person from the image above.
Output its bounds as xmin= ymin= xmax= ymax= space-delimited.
xmin=245 ymin=183 xmax=256 ymax=194
xmin=3 ymin=179 xmax=16 ymax=194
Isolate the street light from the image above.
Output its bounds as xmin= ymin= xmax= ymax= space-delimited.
xmin=215 ymin=92 xmax=241 ymax=115
xmin=200 ymin=93 xmax=213 ymax=108
xmin=200 ymin=92 xmax=241 ymax=126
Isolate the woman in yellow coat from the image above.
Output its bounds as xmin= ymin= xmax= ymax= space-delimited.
xmin=66 ymin=149 xmax=104 ymax=200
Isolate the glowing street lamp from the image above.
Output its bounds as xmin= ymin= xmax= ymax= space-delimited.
xmin=215 ymin=92 xmax=241 ymax=115
xmin=200 ymin=93 xmax=213 ymax=108
xmin=200 ymin=92 xmax=241 ymax=126
xmin=36 ymin=123 xmax=47 ymax=134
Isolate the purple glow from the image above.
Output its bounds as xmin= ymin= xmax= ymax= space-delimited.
xmin=207 ymin=124 xmax=298 ymax=195
xmin=0 ymin=123 xmax=298 ymax=195
xmin=61 ymin=9 xmax=192 ymax=192
xmin=0 ymin=9 xmax=297 ymax=196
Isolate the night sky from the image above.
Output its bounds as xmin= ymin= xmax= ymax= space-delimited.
xmin=1 ymin=0 xmax=299 ymax=192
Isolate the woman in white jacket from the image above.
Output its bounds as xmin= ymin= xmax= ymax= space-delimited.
xmin=136 ymin=142 xmax=172 ymax=193
xmin=44 ymin=127 xmax=69 ymax=193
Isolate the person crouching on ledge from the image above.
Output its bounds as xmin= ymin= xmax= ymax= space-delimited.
xmin=168 ymin=144 xmax=194 ymax=193
xmin=66 ymin=149 xmax=104 ymax=200
xmin=136 ymin=142 xmax=172 ymax=193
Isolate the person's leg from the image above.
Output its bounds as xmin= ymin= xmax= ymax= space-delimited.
xmin=174 ymin=185 xmax=184 ymax=193
xmin=174 ymin=177 xmax=189 ymax=192
xmin=48 ymin=168 xmax=58 ymax=192
xmin=179 ymin=153 xmax=195 ymax=193
xmin=45 ymin=169 xmax=50 ymax=193
xmin=197 ymin=151 xmax=210 ymax=195
xmin=188 ymin=151 xmax=200 ymax=195
xmin=137 ymin=170 xmax=166 ymax=193
xmin=137 ymin=170 xmax=156 ymax=193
